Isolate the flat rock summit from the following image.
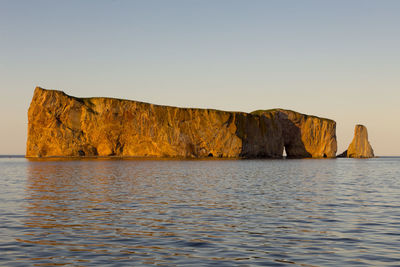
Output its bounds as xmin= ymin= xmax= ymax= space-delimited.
xmin=26 ymin=87 xmax=339 ymax=158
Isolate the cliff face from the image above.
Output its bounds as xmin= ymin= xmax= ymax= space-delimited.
xmin=26 ymin=87 xmax=337 ymax=158
xmin=252 ymin=109 xmax=337 ymax=158
xmin=339 ymin=125 xmax=374 ymax=158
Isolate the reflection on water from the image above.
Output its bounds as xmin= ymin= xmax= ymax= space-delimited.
xmin=1 ymin=158 xmax=400 ymax=266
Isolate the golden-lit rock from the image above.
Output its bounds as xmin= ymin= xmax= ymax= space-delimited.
xmin=252 ymin=109 xmax=337 ymax=158
xmin=26 ymin=87 xmax=337 ymax=158
xmin=338 ymin=125 xmax=374 ymax=158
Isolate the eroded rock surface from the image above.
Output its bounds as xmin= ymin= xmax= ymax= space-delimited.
xmin=252 ymin=109 xmax=337 ymax=158
xmin=26 ymin=87 xmax=337 ymax=158
xmin=338 ymin=125 xmax=374 ymax=158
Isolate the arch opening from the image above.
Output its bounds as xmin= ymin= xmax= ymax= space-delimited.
xmin=283 ymin=146 xmax=287 ymax=158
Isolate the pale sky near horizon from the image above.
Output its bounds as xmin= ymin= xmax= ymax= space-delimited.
xmin=1 ymin=0 xmax=399 ymax=155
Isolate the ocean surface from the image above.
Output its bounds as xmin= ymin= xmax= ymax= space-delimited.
xmin=1 ymin=157 xmax=400 ymax=266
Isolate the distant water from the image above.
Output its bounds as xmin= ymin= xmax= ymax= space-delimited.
xmin=1 ymin=157 xmax=400 ymax=266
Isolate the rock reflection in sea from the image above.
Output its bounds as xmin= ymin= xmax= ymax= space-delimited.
xmin=1 ymin=158 xmax=400 ymax=266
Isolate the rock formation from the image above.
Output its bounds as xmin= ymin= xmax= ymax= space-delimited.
xmin=26 ymin=87 xmax=337 ymax=158
xmin=252 ymin=109 xmax=337 ymax=158
xmin=338 ymin=125 xmax=374 ymax=158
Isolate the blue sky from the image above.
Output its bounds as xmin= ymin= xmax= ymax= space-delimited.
xmin=1 ymin=0 xmax=399 ymax=155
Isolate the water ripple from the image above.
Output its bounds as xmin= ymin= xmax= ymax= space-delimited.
xmin=0 ymin=158 xmax=400 ymax=266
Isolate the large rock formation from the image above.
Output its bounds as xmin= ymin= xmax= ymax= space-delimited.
xmin=252 ymin=109 xmax=337 ymax=158
xmin=26 ymin=87 xmax=337 ymax=158
xmin=338 ymin=125 xmax=374 ymax=158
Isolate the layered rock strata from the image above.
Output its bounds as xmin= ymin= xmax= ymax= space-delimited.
xmin=252 ymin=109 xmax=337 ymax=158
xmin=26 ymin=87 xmax=337 ymax=158
xmin=338 ymin=125 xmax=374 ymax=158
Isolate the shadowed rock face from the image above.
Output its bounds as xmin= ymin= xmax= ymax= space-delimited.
xmin=252 ymin=109 xmax=337 ymax=158
xmin=338 ymin=125 xmax=374 ymax=158
xmin=26 ymin=87 xmax=337 ymax=158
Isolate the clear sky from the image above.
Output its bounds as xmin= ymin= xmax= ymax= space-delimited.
xmin=1 ymin=0 xmax=399 ymax=155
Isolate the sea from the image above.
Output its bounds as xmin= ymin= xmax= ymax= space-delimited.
xmin=1 ymin=156 xmax=400 ymax=266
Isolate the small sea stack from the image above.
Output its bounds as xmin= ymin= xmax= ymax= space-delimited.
xmin=338 ymin=124 xmax=374 ymax=158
